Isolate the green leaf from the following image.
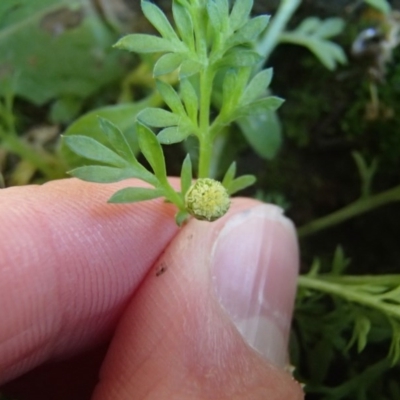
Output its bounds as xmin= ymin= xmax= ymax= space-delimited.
xmin=98 ymin=117 xmax=137 ymax=163
xmin=389 ymin=321 xmax=400 ymax=364
xmin=137 ymin=122 xmax=167 ymax=180
xmin=225 ymin=15 xmax=270 ymax=49
xmin=236 ymin=96 xmax=284 ymax=119
xmin=221 ymin=69 xmax=239 ymax=115
xmin=294 ymin=17 xmax=345 ymax=39
xmin=50 ymin=96 xmax=82 ymax=124
xmin=61 ymin=102 xmax=143 ymax=169
xmin=108 ymin=187 xmax=164 ymax=203
xmin=153 ymin=52 xmax=184 ymax=77
xmin=215 ymin=49 xmax=263 ymax=69
xmin=296 ymin=17 xmax=321 ymax=35
xmin=364 ymin=0 xmax=391 ymax=14
xmin=332 ymin=245 xmax=351 ymax=275
xmin=348 ymin=315 xmax=371 ymax=353
xmin=280 ymin=18 xmax=347 ymax=70
xmin=68 ymin=165 xmax=136 ymax=183
xmin=172 ymin=0 xmax=194 ymax=49
xmin=137 ymin=108 xmax=181 ymax=128
xmin=180 ymin=78 xmax=198 ymax=122
xmin=237 ymin=110 xmax=282 ymax=160
xmin=230 ymin=0 xmax=253 ymax=32
xmin=179 ymin=59 xmax=204 ymax=78
xmin=157 ymin=126 xmax=191 ymax=144
xmin=113 ymin=34 xmax=179 ymax=54
xmin=222 ymin=68 xmax=237 ymax=98
xmin=156 ymin=80 xmax=186 ymax=116
xmin=175 ymin=210 xmax=190 ymax=226
xmin=222 ymin=161 xmax=237 ymax=189
xmin=63 ymin=135 xmax=127 ymax=167
xmin=180 ymin=154 xmax=192 ymax=195
xmin=0 ymin=0 xmax=125 ymax=105
xmin=141 ymin=0 xmax=180 ymax=41
xmin=227 ymin=175 xmax=256 ymax=195
xmin=352 ymin=151 xmax=379 ymax=198
xmin=241 ymin=68 xmax=273 ymax=105
xmin=308 ymin=40 xmax=347 ymax=70
xmin=314 ymin=18 xmax=345 ymax=39
xmin=207 ymin=0 xmax=229 ymax=32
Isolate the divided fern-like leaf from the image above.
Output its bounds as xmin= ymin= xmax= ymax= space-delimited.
xmin=222 ymin=161 xmax=237 ymax=190
xmin=138 ymin=108 xmax=181 ymax=128
xmin=141 ymin=0 xmax=180 ymax=42
xmin=280 ymin=17 xmax=347 ymax=70
xmin=240 ymin=68 xmax=273 ymax=105
xmin=156 ymin=80 xmax=186 ymax=117
xmin=229 ymin=0 xmax=253 ymax=31
xmin=108 ymin=186 xmax=164 ymax=203
xmin=180 ymin=154 xmax=192 ymax=196
xmin=153 ymin=53 xmax=185 ymax=77
xmin=226 ymin=175 xmax=256 ymax=195
xmin=214 ymin=49 xmax=263 ymax=69
xmin=63 ymin=136 xmax=127 ymax=167
xmin=113 ymin=34 xmax=179 ymax=54
xmin=298 ymin=252 xmax=400 ymax=365
xmin=235 ymin=96 xmax=284 ymax=120
xmin=69 ymin=166 xmax=137 ymax=183
xmin=157 ymin=126 xmax=191 ymax=144
xmin=180 ymin=78 xmax=198 ymax=123
xmin=137 ymin=122 xmax=167 ymax=182
xmin=172 ymin=0 xmax=195 ymax=50
xmin=225 ymin=15 xmax=270 ymax=50
xmin=97 ymin=117 xmax=137 ymax=164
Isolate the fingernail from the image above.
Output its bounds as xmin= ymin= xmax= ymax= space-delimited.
xmin=212 ymin=204 xmax=299 ymax=367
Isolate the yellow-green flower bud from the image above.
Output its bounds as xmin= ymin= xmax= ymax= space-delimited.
xmin=185 ymin=178 xmax=230 ymax=221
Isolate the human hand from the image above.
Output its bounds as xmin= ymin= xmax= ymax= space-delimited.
xmin=0 ymin=178 xmax=303 ymax=399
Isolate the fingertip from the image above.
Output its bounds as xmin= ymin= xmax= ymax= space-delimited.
xmin=0 ymin=178 xmax=180 ymax=383
xmin=93 ymin=200 xmax=303 ymax=400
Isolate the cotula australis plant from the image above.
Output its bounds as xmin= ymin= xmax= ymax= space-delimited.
xmin=63 ymin=0 xmax=282 ymax=225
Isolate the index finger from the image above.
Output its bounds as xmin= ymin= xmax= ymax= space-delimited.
xmin=0 ymin=178 xmax=179 ymax=384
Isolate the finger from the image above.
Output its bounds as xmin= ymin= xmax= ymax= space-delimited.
xmin=0 ymin=178 xmax=180 ymax=384
xmin=2 ymin=345 xmax=108 ymax=400
xmin=93 ymin=200 xmax=304 ymax=400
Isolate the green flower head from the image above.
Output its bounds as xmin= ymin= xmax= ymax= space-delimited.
xmin=185 ymin=178 xmax=230 ymax=221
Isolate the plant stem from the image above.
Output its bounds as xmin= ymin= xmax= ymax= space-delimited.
xmin=190 ymin=2 xmax=214 ymax=179
xmin=163 ymin=181 xmax=185 ymax=210
xmin=197 ymin=63 xmax=214 ymax=178
xmin=0 ymin=129 xmax=62 ymax=179
xmin=1 ymin=83 xmax=65 ymax=181
xmin=209 ymin=130 xmax=229 ymax=179
xmin=298 ymin=185 xmax=400 ymax=237
xmin=198 ymin=136 xmax=212 ymax=178
xmin=257 ymin=0 xmax=302 ymax=63
xmin=321 ymin=274 xmax=400 ymax=286
xmin=298 ymin=274 xmax=400 ymax=321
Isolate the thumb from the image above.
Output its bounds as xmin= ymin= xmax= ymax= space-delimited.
xmin=93 ymin=200 xmax=303 ymax=400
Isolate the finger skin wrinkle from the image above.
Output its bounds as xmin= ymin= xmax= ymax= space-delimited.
xmin=0 ymin=179 xmax=180 ymax=384
xmin=1 ymin=191 xmax=61 ymax=379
